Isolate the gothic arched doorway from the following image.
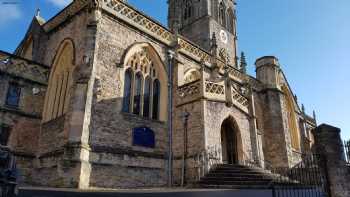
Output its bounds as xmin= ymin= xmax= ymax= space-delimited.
xmin=221 ymin=116 xmax=241 ymax=164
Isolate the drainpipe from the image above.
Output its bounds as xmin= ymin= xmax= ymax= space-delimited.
xmin=181 ymin=111 xmax=190 ymax=187
xmin=167 ymin=50 xmax=175 ymax=187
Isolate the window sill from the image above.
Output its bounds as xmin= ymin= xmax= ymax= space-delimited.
xmin=121 ymin=112 xmax=166 ymax=125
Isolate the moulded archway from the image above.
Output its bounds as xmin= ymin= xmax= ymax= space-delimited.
xmin=220 ymin=116 xmax=243 ymax=164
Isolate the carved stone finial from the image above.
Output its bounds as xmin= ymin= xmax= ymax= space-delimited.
xmin=313 ymin=110 xmax=317 ymax=121
xmin=173 ymin=19 xmax=181 ymax=35
xmin=36 ymin=8 xmax=41 ymax=17
xmin=240 ymin=51 xmax=247 ymax=73
xmin=302 ymin=104 xmax=305 ymax=113
xmin=294 ymin=94 xmax=298 ymax=104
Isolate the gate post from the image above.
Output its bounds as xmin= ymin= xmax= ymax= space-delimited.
xmin=312 ymin=124 xmax=350 ymax=197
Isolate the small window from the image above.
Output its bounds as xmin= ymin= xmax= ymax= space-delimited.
xmin=0 ymin=125 xmax=11 ymax=146
xmin=6 ymin=83 xmax=21 ymax=108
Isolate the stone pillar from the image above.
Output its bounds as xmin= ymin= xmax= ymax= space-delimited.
xmin=312 ymin=124 xmax=350 ymax=197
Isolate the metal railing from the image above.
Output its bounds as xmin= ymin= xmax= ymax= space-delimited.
xmin=344 ymin=140 xmax=350 ymax=166
xmin=189 ymin=148 xmax=330 ymax=196
xmin=344 ymin=140 xmax=350 ymax=165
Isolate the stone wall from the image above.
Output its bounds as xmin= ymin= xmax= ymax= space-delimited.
xmin=172 ymin=100 xmax=205 ymax=184
xmin=0 ymin=56 xmax=47 ymax=185
xmin=204 ymin=100 xmax=253 ymax=162
xmin=86 ymin=13 xmax=171 ymax=188
xmin=259 ymin=89 xmax=290 ymax=168
xmin=312 ymin=124 xmax=350 ymax=197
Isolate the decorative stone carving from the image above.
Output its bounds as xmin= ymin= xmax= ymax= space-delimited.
xmin=232 ymin=87 xmax=249 ymax=107
xmin=184 ymin=69 xmax=200 ymax=84
xmin=205 ymin=81 xmax=225 ymax=95
xmin=43 ymin=0 xmax=90 ymax=32
xmin=178 ymin=81 xmax=201 ymax=98
xmin=0 ymin=51 xmax=49 ymax=85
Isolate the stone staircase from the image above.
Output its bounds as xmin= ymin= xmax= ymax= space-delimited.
xmin=197 ymin=164 xmax=298 ymax=189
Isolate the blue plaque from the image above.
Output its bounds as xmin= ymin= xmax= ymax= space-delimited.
xmin=132 ymin=127 xmax=155 ymax=148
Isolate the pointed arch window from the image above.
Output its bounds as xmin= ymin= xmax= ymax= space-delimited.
xmin=133 ymin=72 xmax=143 ymax=115
xmin=282 ymin=85 xmax=301 ymax=150
xmin=227 ymin=8 xmax=235 ymax=34
xmin=43 ymin=39 xmax=75 ymax=122
xmin=143 ymin=76 xmax=151 ymax=118
xmin=122 ymin=69 xmax=133 ymax=112
xmin=152 ymin=79 xmax=160 ymax=120
xmin=122 ymin=45 xmax=166 ymax=121
xmin=184 ymin=0 xmax=193 ymax=20
xmin=219 ymin=2 xmax=226 ymax=27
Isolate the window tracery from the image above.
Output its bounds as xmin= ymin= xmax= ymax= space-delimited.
xmin=123 ymin=46 xmax=164 ymax=121
xmin=227 ymin=8 xmax=235 ymax=34
xmin=219 ymin=2 xmax=226 ymax=27
xmin=282 ymin=85 xmax=300 ymax=150
xmin=183 ymin=0 xmax=193 ymax=20
xmin=184 ymin=69 xmax=201 ymax=84
xmin=43 ymin=39 xmax=75 ymax=122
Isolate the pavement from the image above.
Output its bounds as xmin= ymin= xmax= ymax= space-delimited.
xmin=19 ymin=187 xmax=273 ymax=197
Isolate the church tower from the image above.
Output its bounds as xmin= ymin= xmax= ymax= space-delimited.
xmin=168 ymin=0 xmax=238 ymax=67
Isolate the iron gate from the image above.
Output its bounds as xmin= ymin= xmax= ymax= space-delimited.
xmin=270 ymin=154 xmax=330 ymax=197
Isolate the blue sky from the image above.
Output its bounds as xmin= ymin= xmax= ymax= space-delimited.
xmin=0 ymin=0 xmax=349 ymax=140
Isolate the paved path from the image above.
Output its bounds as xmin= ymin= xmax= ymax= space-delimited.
xmin=19 ymin=187 xmax=273 ymax=197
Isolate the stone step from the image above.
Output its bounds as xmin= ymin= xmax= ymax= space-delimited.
xmin=198 ymin=179 xmax=272 ymax=185
xmin=210 ymin=169 xmax=268 ymax=174
xmin=195 ymin=164 xmax=301 ymax=189
xmin=206 ymin=172 xmax=271 ymax=178
xmin=196 ymin=184 xmax=272 ymax=189
xmin=213 ymin=167 xmax=271 ymax=173
xmin=201 ymin=176 xmax=273 ymax=181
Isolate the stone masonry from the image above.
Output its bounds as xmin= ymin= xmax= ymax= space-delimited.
xmin=0 ymin=0 xmax=326 ymax=189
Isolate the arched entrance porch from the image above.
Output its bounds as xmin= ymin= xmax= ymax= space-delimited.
xmin=221 ymin=116 xmax=242 ymax=164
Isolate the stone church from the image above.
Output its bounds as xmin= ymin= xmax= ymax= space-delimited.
xmin=0 ymin=0 xmax=317 ymax=189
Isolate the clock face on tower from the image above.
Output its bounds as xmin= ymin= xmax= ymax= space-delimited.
xmin=220 ymin=30 xmax=228 ymax=44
